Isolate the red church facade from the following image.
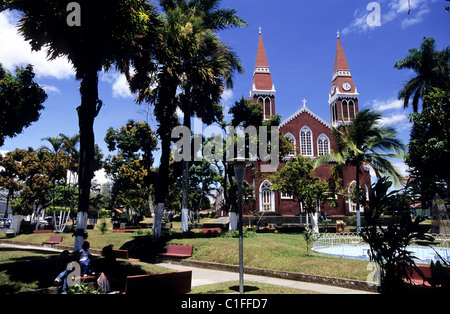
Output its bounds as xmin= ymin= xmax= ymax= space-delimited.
xmin=241 ymin=31 xmax=371 ymax=219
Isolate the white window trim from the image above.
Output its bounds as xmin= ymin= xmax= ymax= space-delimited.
xmin=259 ymin=180 xmax=275 ymax=212
xmin=300 ymin=126 xmax=314 ymax=157
xmin=317 ymin=134 xmax=330 ymax=156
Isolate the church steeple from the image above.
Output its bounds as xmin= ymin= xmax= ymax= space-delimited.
xmin=250 ymin=29 xmax=276 ymax=120
xmin=329 ymin=34 xmax=359 ymax=126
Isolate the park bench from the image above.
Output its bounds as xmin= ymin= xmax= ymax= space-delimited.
xmin=158 ymin=244 xmax=193 ymax=261
xmin=112 ymin=249 xmax=140 ymax=262
xmin=33 ymin=229 xmax=53 ymax=233
xmin=202 ymin=228 xmax=221 ymax=235
xmin=123 ymin=271 xmax=192 ymax=294
xmin=42 ymin=235 xmax=63 ymax=246
xmin=114 ymin=229 xmax=135 ymax=233
xmin=396 ymin=264 xmax=432 ymax=287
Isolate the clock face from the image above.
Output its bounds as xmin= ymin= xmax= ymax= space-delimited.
xmin=342 ymin=82 xmax=351 ymax=91
xmin=331 ymin=85 xmax=336 ymax=94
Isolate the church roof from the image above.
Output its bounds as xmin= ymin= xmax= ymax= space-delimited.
xmin=256 ymin=32 xmax=269 ymax=67
xmin=279 ymin=103 xmax=331 ymax=129
xmin=252 ymin=31 xmax=274 ymax=91
xmin=333 ymin=36 xmax=350 ymax=73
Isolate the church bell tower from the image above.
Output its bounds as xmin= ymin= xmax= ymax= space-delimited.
xmin=250 ymin=28 xmax=276 ymax=120
xmin=329 ymin=33 xmax=359 ymax=127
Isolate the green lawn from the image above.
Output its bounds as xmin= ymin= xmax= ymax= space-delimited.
xmin=2 ymin=219 xmax=371 ymax=282
xmin=0 ymin=248 xmax=170 ymax=293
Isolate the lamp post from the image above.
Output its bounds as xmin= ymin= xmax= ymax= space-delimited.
xmin=229 ymin=157 xmax=251 ymax=294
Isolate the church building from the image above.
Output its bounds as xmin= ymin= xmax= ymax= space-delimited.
xmin=242 ymin=30 xmax=371 ymax=218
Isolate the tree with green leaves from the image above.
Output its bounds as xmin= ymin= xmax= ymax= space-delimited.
xmin=3 ymin=148 xmax=58 ymax=229
xmin=315 ymin=109 xmax=405 ymax=232
xmin=0 ymin=64 xmax=47 ymax=147
xmin=128 ymin=0 xmax=246 ymax=238
xmin=104 ymin=120 xmax=159 ymax=219
xmin=406 ymin=88 xmax=450 ymax=207
xmin=361 ymin=178 xmax=434 ymax=293
xmin=394 ymin=37 xmax=449 ymax=112
xmin=271 ymin=155 xmax=333 ymax=233
xmin=2 ymin=0 xmax=159 ymax=251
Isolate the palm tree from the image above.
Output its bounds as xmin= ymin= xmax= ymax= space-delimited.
xmin=129 ymin=0 xmax=246 ymax=238
xmin=4 ymin=0 xmax=159 ymax=251
xmin=167 ymin=0 xmax=246 ymax=233
xmin=315 ymin=110 xmax=405 ymax=232
xmin=394 ymin=37 xmax=450 ymax=112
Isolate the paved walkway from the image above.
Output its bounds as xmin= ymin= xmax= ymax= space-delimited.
xmin=157 ymin=262 xmax=376 ymax=294
xmin=0 ymin=242 xmax=376 ymax=294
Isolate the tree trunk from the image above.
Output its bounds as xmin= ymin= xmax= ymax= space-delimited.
xmin=356 ymin=164 xmax=361 ymax=234
xmin=181 ymin=110 xmax=191 ymax=233
xmin=74 ymin=69 xmax=100 ymax=252
xmin=153 ymin=122 xmax=172 ymax=239
xmin=4 ymin=189 xmax=11 ymax=219
xmin=309 ymin=211 xmax=319 ymax=233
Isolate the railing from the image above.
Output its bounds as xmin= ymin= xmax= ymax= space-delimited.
xmin=312 ymin=233 xmax=364 ymax=250
xmin=312 ymin=233 xmax=450 ymax=263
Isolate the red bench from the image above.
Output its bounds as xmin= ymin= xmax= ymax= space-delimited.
xmin=34 ymin=229 xmax=53 ymax=233
xmin=202 ymin=228 xmax=221 ymax=234
xmin=158 ymin=245 xmax=193 ymax=260
xmin=42 ymin=235 xmax=63 ymax=245
xmin=409 ymin=265 xmax=432 ymax=287
xmin=112 ymin=249 xmax=140 ymax=262
xmin=114 ymin=229 xmax=135 ymax=233
xmin=124 ymin=271 xmax=192 ymax=294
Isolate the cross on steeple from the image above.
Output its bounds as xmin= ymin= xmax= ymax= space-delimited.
xmin=259 ymin=26 xmax=262 ymax=34
xmin=337 ymin=30 xmax=340 ymax=38
xmin=302 ymin=98 xmax=308 ymax=107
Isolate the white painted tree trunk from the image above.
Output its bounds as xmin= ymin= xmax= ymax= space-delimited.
xmin=309 ymin=212 xmax=320 ymax=234
xmin=74 ymin=211 xmax=88 ymax=252
xmin=153 ymin=203 xmax=164 ymax=239
xmin=181 ymin=208 xmax=189 ymax=233
xmin=229 ymin=212 xmax=238 ymax=231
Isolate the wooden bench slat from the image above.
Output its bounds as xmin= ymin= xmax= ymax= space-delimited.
xmin=124 ymin=271 xmax=192 ymax=294
xmin=42 ymin=235 xmax=63 ymax=245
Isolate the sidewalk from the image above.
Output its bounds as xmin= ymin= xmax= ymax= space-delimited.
xmin=157 ymin=262 xmax=376 ymax=294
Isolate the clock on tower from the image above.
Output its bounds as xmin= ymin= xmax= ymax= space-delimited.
xmin=329 ymin=34 xmax=359 ymax=127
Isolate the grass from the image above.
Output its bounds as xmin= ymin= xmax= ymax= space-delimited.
xmin=2 ymin=219 xmax=372 ymax=283
xmin=0 ymin=248 xmax=170 ymax=293
xmin=190 ymin=281 xmax=318 ymax=294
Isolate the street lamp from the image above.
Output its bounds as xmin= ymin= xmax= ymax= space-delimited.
xmin=228 ymin=157 xmax=251 ymax=294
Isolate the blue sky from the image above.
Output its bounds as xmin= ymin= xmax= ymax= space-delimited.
xmin=0 ymin=0 xmax=449 ymax=182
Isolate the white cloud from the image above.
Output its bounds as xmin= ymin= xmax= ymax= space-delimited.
xmin=112 ymin=73 xmax=134 ymax=99
xmin=379 ymin=113 xmax=409 ymax=128
xmin=371 ymin=98 xmax=404 ymax=112
xmin=100 ymin=71 xmax=135 ymax=99
xmin=0 ymin=11 xmax=74 ymax=79
xmin=42 ymin=85 xmax=61 ymax=95
xmin=368 ymin=97 xmax=411 ymax=131
xmin=221 ymin=89 xmax=234 ymax=105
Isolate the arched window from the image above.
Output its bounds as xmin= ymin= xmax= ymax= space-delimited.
xmin=348 ymin=100 xmax=355 ymax=120
xmin=258 ymin=96 xmax=272 ymax=120
xmin=342 ymin=100 xmax=349 ymax=121
xmin=317 ymin=134 xmax=330 ymax=156
xmin=285 ymin=133 xmax=296 ymax=156
xmin=259 ymin=180 xmax=275 ymax=212
xmin=331 ymin=102 xmax=338 ymax=124
xmin=300 ymin=126 xmax=313 ymax=156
